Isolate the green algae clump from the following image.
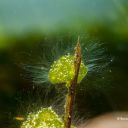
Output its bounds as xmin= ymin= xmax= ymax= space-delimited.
xmin=21 ymin=107 xmax=75 ymax=128
xmin=21 ymin=107 xmax=63 ymax=128
xmin=48 ymin=55 xmax=87 ymax=87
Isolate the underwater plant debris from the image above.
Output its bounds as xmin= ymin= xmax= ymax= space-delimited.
xmin=64 ymin=39 xmax=83 ymax=128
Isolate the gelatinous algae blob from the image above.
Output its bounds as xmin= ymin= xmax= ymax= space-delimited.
xmin=48 ymin=55 xmax=87 ymax=87
xmin=21 ymin=107 xmax=75 ymax=128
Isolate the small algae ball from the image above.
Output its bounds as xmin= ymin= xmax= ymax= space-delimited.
xmin=48 ymin=55 xmax=87 ymax=87
xmin=21 ymin=107 xmax=63 ymax=128
xmin=21 ymin=107 xmax=75 ymax=128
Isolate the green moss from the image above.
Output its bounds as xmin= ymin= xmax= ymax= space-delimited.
xmin=48 ymin=55 xmax=87 ymax=87
xmin=21 ymin=107 xmax=75 ymax=128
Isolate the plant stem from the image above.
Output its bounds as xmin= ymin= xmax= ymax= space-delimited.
xmin=64 ymin=37 xmax=81 ymax=128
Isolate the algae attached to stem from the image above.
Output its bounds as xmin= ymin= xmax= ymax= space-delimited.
xmin=48 ymin=55 xmax=87 ymax=87
xmin=20 ymin=107 xmax=76 ymax=128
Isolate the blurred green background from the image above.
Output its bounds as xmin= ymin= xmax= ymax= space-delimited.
xmin=0 ymin=0 xmax=128 ymax=128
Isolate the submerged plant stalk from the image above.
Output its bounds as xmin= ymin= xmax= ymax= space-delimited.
xmin=64 ymin=37 xmax=81 ymax=128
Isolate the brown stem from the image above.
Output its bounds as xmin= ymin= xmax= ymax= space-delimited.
xmin=64 ymin=37 xmax=81 ymax=128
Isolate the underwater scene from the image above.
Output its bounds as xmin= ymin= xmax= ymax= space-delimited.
xmin=0 ymin=0 xmax=128 ymax=128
